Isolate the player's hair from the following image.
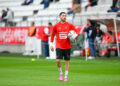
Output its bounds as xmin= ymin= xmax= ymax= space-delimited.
xmin=31 ymin=21 xmax=35 ymax=25
xmin=7 ymin=8 xmax=9 ymax=11
xmin=59 ymin=12 xmax=66 ymax=16
xmin=87 ymin=19 xmax=94 ymax=26
xmin=108 ymin=30 xmax=113 ymax=35
xmin=96 ymin=24 xmax=100 ymax=27
xmin=48 ymin=22 xmax=52 ymax=26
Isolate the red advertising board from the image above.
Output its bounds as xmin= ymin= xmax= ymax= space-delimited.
xmin=0 ymin=26 xmax=83 ymax=44
xmin=0 ymin=26 xmax=46 ymax=44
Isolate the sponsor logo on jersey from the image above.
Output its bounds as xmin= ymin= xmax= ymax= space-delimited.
xmin=59 ymin=32 xmax=68 ymax=39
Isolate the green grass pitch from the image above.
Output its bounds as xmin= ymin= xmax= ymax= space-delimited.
xmin=0 ymin=53 xmax=120 ymax=86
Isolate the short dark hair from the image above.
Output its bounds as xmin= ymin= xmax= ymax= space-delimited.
xmin=108 ymin=30 xmax=113 ymax=35
xmin=97 ymin=24 xmax=100 ymax=27
xmin=31 ymin=21 xmax=34 ymax=25
xmin=87 ymin=19 xmax=95 ymax=26
xmin=59 ymin=12 xmax=66 ymax=16
xmin=48 ymin=22 xmax=52 ymax=26
xmin=7 ymin=8 xmax=9 ymax=11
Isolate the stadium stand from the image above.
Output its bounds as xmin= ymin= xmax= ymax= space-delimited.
xmin=0 ymin=0 xmax=116 ymax=27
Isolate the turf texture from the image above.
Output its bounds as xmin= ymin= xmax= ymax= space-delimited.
xmin=0 ymin=54 xmax=120 ymax=86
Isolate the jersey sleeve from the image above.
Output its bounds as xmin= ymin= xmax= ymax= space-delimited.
xmin=70 ymin=24 xmax=79 ymax=35
xmin=50 ymin=25 xmax=56 ymax=43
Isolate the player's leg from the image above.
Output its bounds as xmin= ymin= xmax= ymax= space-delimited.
xmin=57 ymin=59 xmax=63 ymax=81
xmin=64 ymin=49 xmax=71 ymax=82
xmin=24 ymin=37 xmax=29 ymax=55
xmin=57 ymin=59 xmax=63 ymax=74
xmin=64 ymin=60 xmax=69 ymax=82
xmin=56 ymin=48 xmax=63 ymax=81
xmin=32 ymin=37 xmax=37 ymax=54
xmin=44 ymin=41 xmax=49 ymax=59
xmin=88 ymin=38 xmax=95 ymax=59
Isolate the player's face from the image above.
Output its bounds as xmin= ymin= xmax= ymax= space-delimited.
xmin=48 ymin=24 xmax=52 ymax=28
xmin=60 ymin=13 xmax=66 ymax=22
xmin=97 ymin=26 xmax=100 ymax=30
xmin=31 ymin=22 xmax=34 ymax=26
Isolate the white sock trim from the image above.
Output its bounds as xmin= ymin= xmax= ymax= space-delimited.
xmin=65 ymin=70 xmax=68 ymax=78
xmin=59 ymin=67 xmax=63 ymax=74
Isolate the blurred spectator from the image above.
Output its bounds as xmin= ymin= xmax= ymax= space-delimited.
xmin=67 ymin=0 xmax=81 ymax=15
xmin=108 ymin=0 xmax=120 ymax=12
xmin=40 ymin=0 xmax=59 ymax=4
xmin=40 ymin=0 xmax=59 ymax=9
xmin=42 ymin=22 xmax=52 ymax=59
xmin=85 ymin=0 xmax=99 ymax=11
xmin=84 ymin=20 xmax=97 ymax=59
xmin=44 ymin=0 xmax=50 ymax=9
xmin=0 ymin=9 xmax=7 ymax=23
xmin=40 ymin=0 xmax=50 ymax=9
xmin=21 ymin=0 xmax=33 ymax=5
xmin=54 ymin=0 xmax=59 ymax=2
xmin=105 ymin=31 xmax=118 ymax=57
xmin=40 ymin=0 xmax=44 ymax=4
xmin=24 ymin=22 xmax=37 ymax=55
xmin=95 ymin=24 xmax=103 ymax=57
xmin=3 ymin=8 xmax=14 ymax=26
xmin=50 ymin=0 xmax=59 ymax=3
xmin=100 ymin=32 xmax=109 ymax=56
xmin=111 ymin=0 xmax=118 ymax=9
xmin=107 ymin=31 xmax=116 ymax=48
xmin=117 ymin=11 xmax=120 ymax=16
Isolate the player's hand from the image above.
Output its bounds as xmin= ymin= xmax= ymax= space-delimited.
xmin=50 ymin=46 xmax=54 ymax=51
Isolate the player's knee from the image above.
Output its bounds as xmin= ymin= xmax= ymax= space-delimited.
xmin=57 ymin=59 xmax=61 ymax=63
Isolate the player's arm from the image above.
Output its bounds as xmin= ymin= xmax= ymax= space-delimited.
xmin=70 ymin=24 xmax=79 ymax=38
xmin=31 ymin=28 xmax=37 ymax=36
xmin=84 ymin=26 xmax=89 ymax=32
xmin=46 ymin=33 xmax=51 ymax=36
xmin=50 ymin=25 xmax=56 ymax=51
xmin=70 ymin=24 xmax=78 ymax=34
xmin=44 ymin=28 xmax=51 ymax=37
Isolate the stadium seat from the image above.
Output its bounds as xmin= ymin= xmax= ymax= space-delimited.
xmin=0 ymin=0 xmax=117 ymax=26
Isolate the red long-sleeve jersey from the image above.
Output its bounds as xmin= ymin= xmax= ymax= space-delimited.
xmin=50 ymin=21 xmax=78 ymax=49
